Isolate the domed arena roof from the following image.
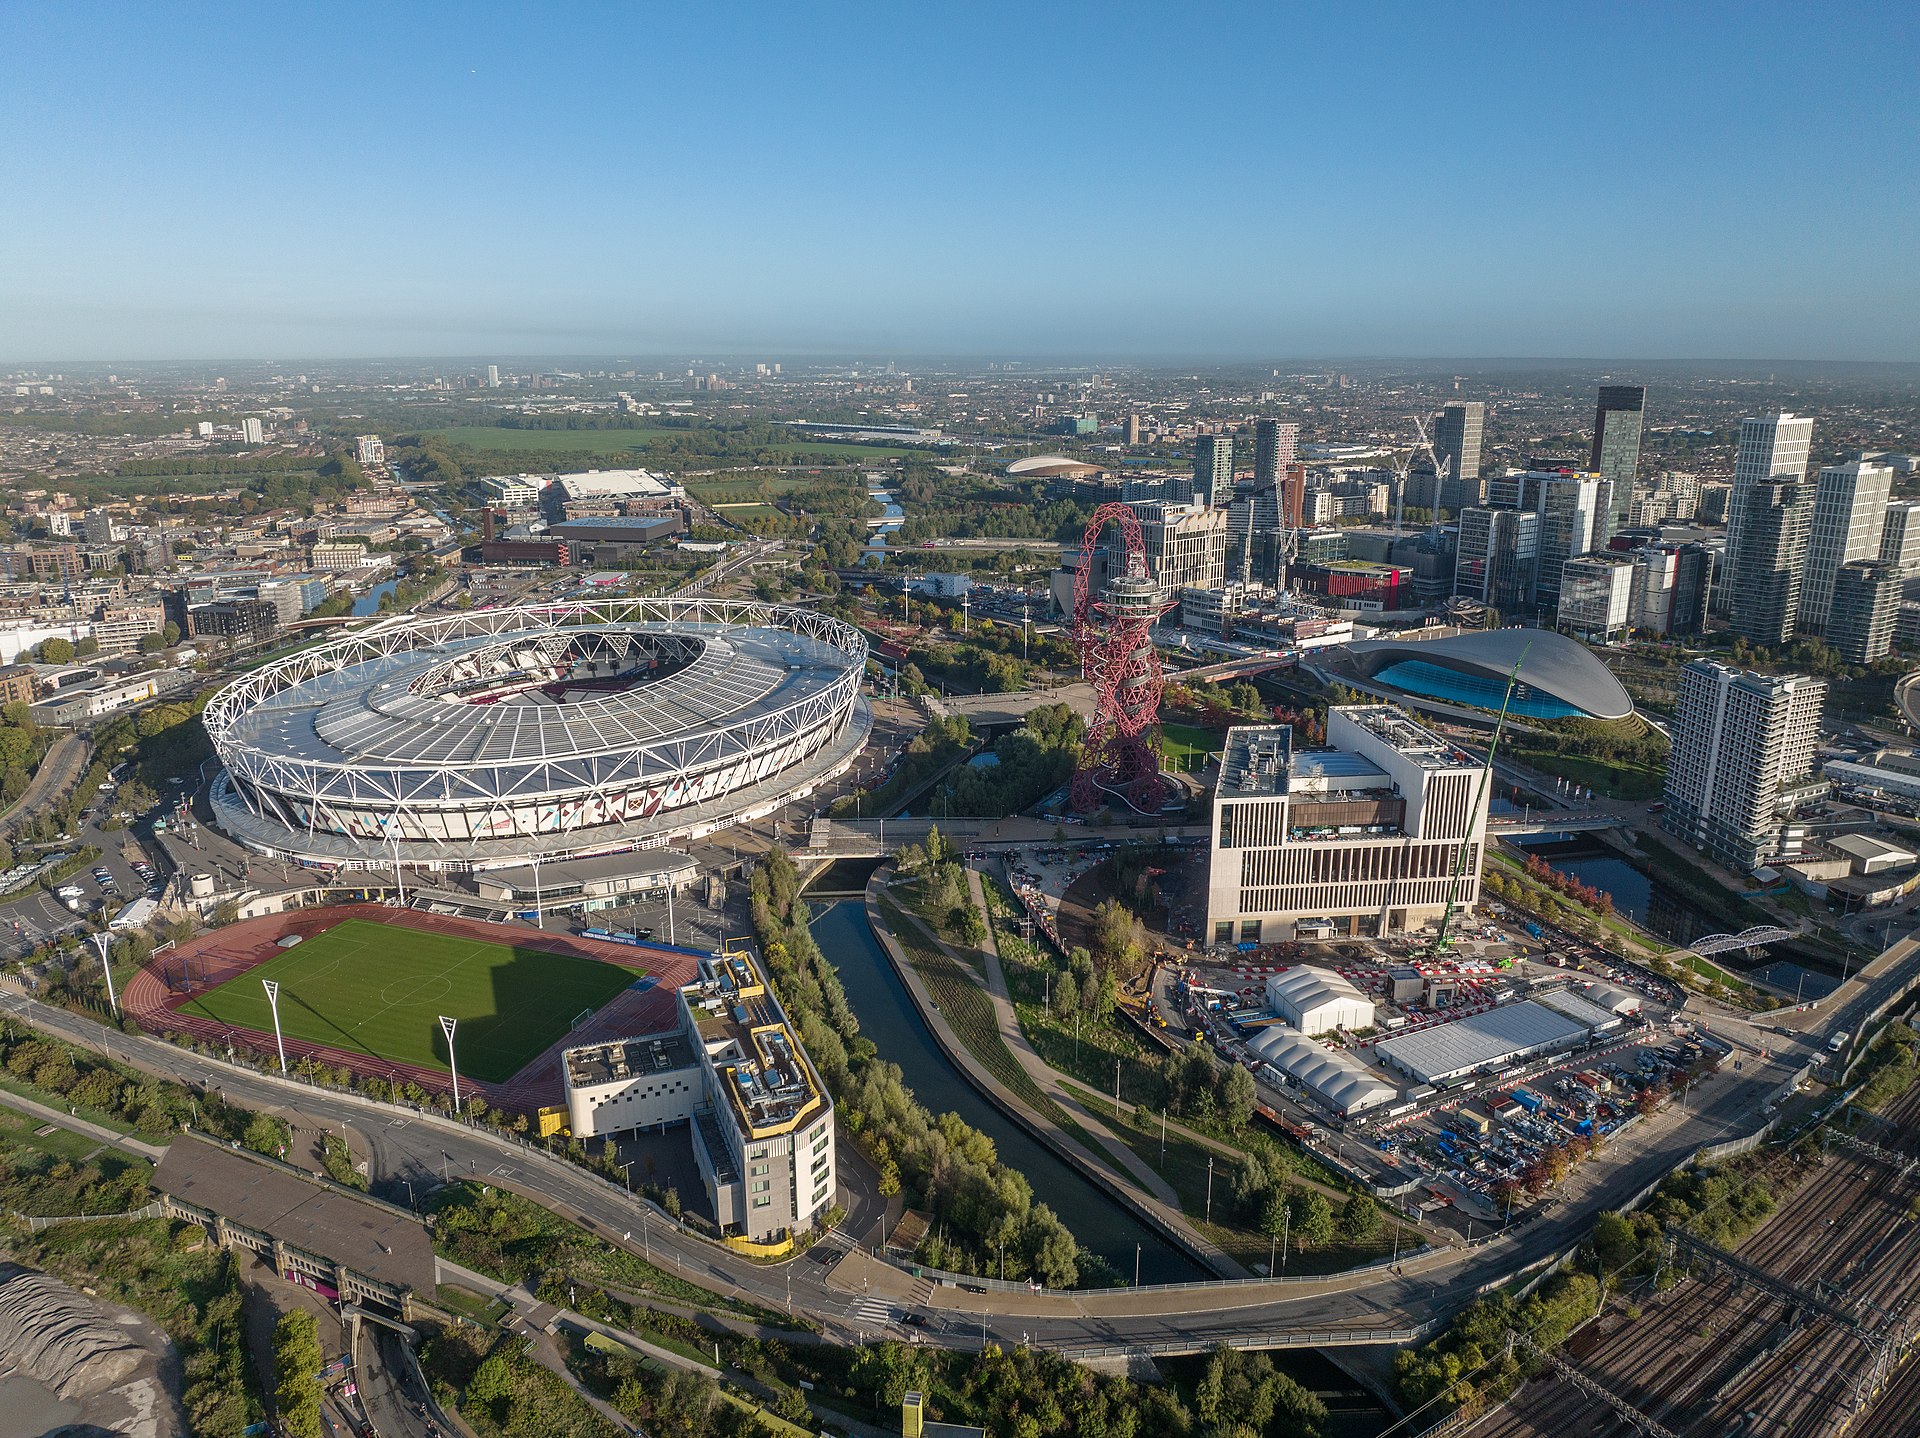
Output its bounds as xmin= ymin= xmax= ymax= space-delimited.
xmin=1007 ymin=454 xmax=1103 ymax=477
xmin=1346 ymin=628 xmax=1634 ymax=722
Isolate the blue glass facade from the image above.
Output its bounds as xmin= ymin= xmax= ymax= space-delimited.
xmin=1372 ymin=659 xmax=1585 ymax=719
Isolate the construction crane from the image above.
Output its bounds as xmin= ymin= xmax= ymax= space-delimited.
xmin=1430 ymin=640 xmax=1530 ymax=953
xmin=1392 ymin=414 xmax=1452 ymax=536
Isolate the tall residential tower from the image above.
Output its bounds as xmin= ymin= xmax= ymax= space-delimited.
xmin=1591 ymin=384 xmax=1646 ymax=539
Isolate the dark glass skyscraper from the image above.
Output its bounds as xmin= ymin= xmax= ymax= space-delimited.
xmin=1253 ymin=418 xmax=1298 ymax=487
xmin=1591 ymin=384 xmax=1646 ymax=538
xmin=1431 ymin=401 xmax=1484 ymax=508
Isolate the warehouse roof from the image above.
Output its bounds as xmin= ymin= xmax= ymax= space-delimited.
xmin=1249 ymin=1028 xmax=1398 ymax=1114
xmin=1267 ymin=966 xmax=1372 ymax=1019
xmin=1372 ymin=1001 xmax=1589 ymax=1084
xmin=1535 ymin=988 xmax=1626 ymax=1030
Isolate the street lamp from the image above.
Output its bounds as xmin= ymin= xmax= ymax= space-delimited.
xmin=439 ymin=1014 xmax=463 ymax=1113
xmin=90 ymin=931 xmax=118 ymax=1020
xmin=262 ymin=978 xmax=288 ymax=1074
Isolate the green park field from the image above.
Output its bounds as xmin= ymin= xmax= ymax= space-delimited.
xmin=179 ymin=920 xmax=641 ymax=1082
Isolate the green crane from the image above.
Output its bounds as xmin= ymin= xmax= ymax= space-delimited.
xmin=1430 ymin=640 xmax=1531 ymax=954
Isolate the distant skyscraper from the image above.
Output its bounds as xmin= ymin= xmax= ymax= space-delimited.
xmin=241 ymin=416 xmax=264 ymax=445
xmin=1664 ymin=661 xmax=1825 ymax=872
xmin=1729 ymin=478 xmax=1812 ymax=646
xmin=1193 ymin=434 xmax=1233 ymax=508
xmin=1431 ymin=402 xmax=1485 ymax=507
xmin=1278 ymin=463 xmax=1307 ymax=532
xmin=1125 ymin=413 xmax=1142 ymax=446
xmin=1591 ymin=385 xmax=1646 ymax=539
xmin=1253 ymin=419 xmax=1299 ymax=487
xmin=1799 ymin=459 xmax=1892 ymax=634
xmin=1721 ymin=413 xmax=1814 ymax=610
xmin=1827 ymin=560 xmax=1900 ymax=663
xmin=487 ymin=364 xmax=501 ymax=387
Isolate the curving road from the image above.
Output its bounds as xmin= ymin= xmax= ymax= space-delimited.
xmin=0 ymin=983 xmax=1814 ymax=1356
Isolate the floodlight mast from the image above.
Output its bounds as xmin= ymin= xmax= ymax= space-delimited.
xmin=1430 ymin=640 xmax=1531 ymax=954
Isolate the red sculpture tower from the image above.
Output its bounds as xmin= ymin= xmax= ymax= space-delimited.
xmin=1070 ymin=503 xmax=1169 ymax=813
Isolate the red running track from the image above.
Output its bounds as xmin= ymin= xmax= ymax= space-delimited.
xmin=122 ymin=903 xmax=700 ymax=1112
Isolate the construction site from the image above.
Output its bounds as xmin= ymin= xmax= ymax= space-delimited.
xmin=1446 ymin=1074 xmax=1920 ymax=1438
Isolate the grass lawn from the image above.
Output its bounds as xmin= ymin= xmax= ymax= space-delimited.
xmin=0 ymin=1100 xmax=114 ymax=1161
xmin=1159 ymin=722 xmax=1225 ymax=768
xmin=1505 ymin=744 xmax=1666 ymax=800
xmin=0 ymin=1074 xmax=139 ymax=1134
xmin=178 ymin=919 xmax=640 ymax=1082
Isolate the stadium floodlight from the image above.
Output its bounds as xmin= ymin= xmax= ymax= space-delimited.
xmin=439 ymin=1014 xmax=462 ymax=1113
xmin=90 ymin=931 xmax=118 ymax=1019
xmin=262 ymin=978 xmax=288 ymax=1074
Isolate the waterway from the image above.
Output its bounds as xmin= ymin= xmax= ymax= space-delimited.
xmin=862 ymin=482 xmax=903 ymax=563
xmin=351 ymin=578 xmax=400 ymax=616
xmin=808 ymin=898 xmax=1203 ymax=1284
xmin=1512 ymin=837 xmax=1842 ymax=1000
xmin=808 ymin=895 xmax=1391 ymax=1431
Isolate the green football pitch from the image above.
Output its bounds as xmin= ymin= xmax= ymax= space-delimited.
xmin=178 ymin=920 xmax=642 ymax=1083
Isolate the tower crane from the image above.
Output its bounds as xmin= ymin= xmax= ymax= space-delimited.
xmin=1392 ymin=414 xmax=1453 ymax=536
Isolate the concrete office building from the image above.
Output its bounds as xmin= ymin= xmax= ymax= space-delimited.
xmin=1193 ymin=435 xmax=1234 ymax=509
xmin=1591 ymin=385 xmax=1646 ymax=537
xmin=1556 ymin=552 xmax=1636 ymax=642
xmin=1800 ymin=459 xmax=1892 ymax=633
xmin=1432 ymin=402 xmax=1485 ymax=508
xmin=1133 ymin=501 xmax=1228 ymax=603
xmin=1729 ymin=479 xmax=1812 ymax=646
xmin=560 ymin=950 xmax=834 ymax=1243
xmin=1723 ymin=414 xmax=1815 ymax=611
xmin=1206 ymin=705 xmax=1489 ymax=944
xmin=1827 ymin=560 xmax=1900 ymax=663
xmin=1880 ymin=500 xmax=1920 ymax=581
xmin=1455 ymin=508 xmax=1538 ymax=614
xmin=1664 ymin=661 xmax=1825 ymax=873
xmin=241 ymin=417 xmax=264 ymax=445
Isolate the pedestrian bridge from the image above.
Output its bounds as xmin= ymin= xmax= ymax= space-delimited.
xmin=1688 ymin=926 xmax=1794 ymax=957
xmin=1487 ymin=811 xmax=1619 ymax=836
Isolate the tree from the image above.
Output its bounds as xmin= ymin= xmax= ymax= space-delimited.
xmin=1338 ymin=1193 xmax=1382 ymax=1243
xmin=74 ymin=635 xmax=100 ymax=657
xmin=1290 ymin=1189 xmax=1335 ymax=1249
xmin=162 ymin=620 xmax=181 ymax=645
xmin=271 ymin=1310 xmax=323 ymax=1438
xmin=139 ymin=632 xmax=165 ymax=653
xmin=1221 ymin=1063 xmax=1258 ymax=1131
xmin=36 ymin=636 xmax=73 ymax=665
xmin=1088 ymin=897 xmax=1147 ymax=975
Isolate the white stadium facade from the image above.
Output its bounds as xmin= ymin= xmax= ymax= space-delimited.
xmin=205 ymin=598 xmax=870 ymax=877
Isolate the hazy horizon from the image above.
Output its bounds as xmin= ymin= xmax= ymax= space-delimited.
xmin=4 ymin=3 xmax=1915 ymax=363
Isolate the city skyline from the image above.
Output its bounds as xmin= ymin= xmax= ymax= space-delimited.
xmin=3 ymin=3 xmax=1916 ymax=361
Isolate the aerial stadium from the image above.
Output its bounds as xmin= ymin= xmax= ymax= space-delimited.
xmin=1333 ymin=627 xmax=1635 ymax=722
xmin=205 ymin=598 xmax=870 ymax=875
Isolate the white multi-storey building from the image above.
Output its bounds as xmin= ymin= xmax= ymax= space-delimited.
xmin=1556 ymin=552 xmax=1636 ymax=642
xmin=1207 ymin=705 xmax=1489 ymax=944
xmin=1879 ymin=499 xmax=1920 ymax=581
xmin=1722 ymin=413 xmax=1814 ymax=610
xmin=355 ymin=435 xmax=385 ymax=467
xmin=241 ymin=417 xmax=265 ymax=445
xmin=562 ymin=949 xmax=834 ymax=1244
xmin=1663 ymin=661 xmax=1826 ymax=873
xmin=1800 ymin=459 xmax=1892 ymax=633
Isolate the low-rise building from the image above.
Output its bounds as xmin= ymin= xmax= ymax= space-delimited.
xmin=562 ymin=949 xmax=834 ymax=1243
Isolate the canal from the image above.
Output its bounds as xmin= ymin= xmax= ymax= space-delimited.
xmin=1512 ymin=836 xmax=1843 ymax=999
xmin=807 ymin=893 xmax=1392 ymax=1431
xmin=351 ymin=578 xmax=400 ymax=616
xmin=807 ymin=898 xmax=1205 ymax=1285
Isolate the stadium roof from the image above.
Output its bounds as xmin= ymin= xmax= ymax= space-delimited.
xmin=1249 ymin=1028 xmax=1398 ymax=1114
xmin=1372 ymin=1000 xmax=1591 ymax=1085
xmin=1007 ymin=454 xmax=1102 ymax=477
xmin=1347 ymin=628 xmax=1634 ymax=722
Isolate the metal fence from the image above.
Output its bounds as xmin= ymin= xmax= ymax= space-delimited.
xmin=10 ymin=1200 xmax=164 ymax=1232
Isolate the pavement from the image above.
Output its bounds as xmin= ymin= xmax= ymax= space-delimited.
xmin=0 ymin=1085 xmax=169 ymax=1161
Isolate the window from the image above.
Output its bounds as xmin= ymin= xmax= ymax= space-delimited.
xmin=1213 ymin=920 xmax=1233 ymax=943
xmin=751 ymin=1179 xmax=771 ymax=1194
xmin=752 ymin=1195 xmax=771 ymax=1208
xmin=750 ymin=1163 xmax=768 ymax=1176
xmin=1240 ymin=919 xmax=1263 ymax=942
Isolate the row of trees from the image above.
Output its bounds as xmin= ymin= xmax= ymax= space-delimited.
xmin=1518 ymin=852 xmax=1615 ymax=914
xmin=750 ymin=846 xmax=1085 ymax=1286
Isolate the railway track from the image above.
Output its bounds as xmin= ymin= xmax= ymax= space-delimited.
xmin=1457 ymin=1082 xmax=1920 ymax=1438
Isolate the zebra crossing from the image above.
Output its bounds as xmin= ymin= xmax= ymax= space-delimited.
xmin=847 ymin=1296 xmax=895 ymax=1328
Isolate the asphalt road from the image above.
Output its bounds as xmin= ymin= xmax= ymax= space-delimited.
xmin=0 ymin=983 xmax=1818 ymax=1355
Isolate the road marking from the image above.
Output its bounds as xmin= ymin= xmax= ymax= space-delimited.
xmin=388 ymin=1117 xmax=409 ymax=1129
xmin=849 ymin=1297 xmax=893 ymax=1326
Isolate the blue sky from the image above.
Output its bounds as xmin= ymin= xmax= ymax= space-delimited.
xmin=2 ymin=2 xmax=1915 ymax=361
